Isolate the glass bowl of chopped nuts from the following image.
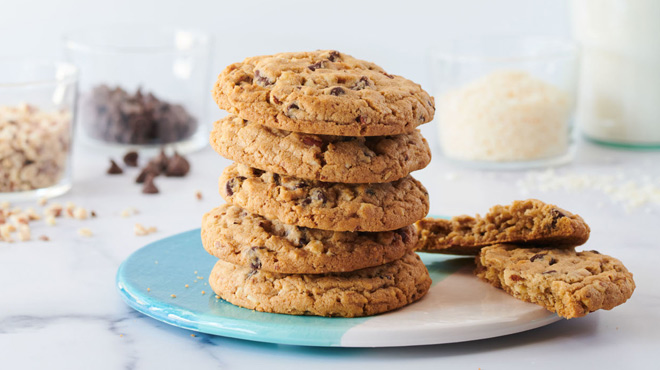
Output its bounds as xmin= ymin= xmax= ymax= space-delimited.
xmin=428 ymin=36 xmax=578 ymax=169
xmin=0 ymin=59 xmax=78 ymax=201
xmin=64 ymin=25 xmax=212 ymax=154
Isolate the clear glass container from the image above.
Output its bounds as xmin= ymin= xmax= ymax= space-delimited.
xmin=572 ymin=0 xmax=660 ymax=148
xmin=64 ymin=26 xmax=212 ymax=153
xmin=428 ymin=36 xmax=578 ymax=169
xmin=0 ymin=59 xmax=77 ymax=201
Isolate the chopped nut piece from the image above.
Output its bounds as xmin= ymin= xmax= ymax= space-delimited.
xmin=38 ymin=235 xmax=50 ymax=241
xmin=91 ymin=210 xmax=97 ymax=218
xmin=45 ymin=216 xmax=57 ymax=226
xmin=17 ymin=224 xmax=30 ymax=241
xmin=44 ymin=203 xmax=63 ymax=218
xmin=120 ymin=207 xmax=139 ymax=218
xmin=77 ymin=228 xmax=93 ymax=237
xmin=73 ymin=207 xmax=88 ymax=220
xmin=134 ymin=223 xmax=157 ymax=236
xmin=38 ymin=197 xmax=48 ymax=206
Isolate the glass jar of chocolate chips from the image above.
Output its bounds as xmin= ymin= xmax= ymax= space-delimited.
xmin=64 ymin=26 xmax=211 ymax=152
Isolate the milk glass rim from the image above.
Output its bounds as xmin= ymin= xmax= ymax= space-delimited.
xmin=430 ymin=36 xmax=578 ymax=64
xmin=63 ymin=25 xmax=212 ymax=55
xmin=0 ymin=59 xmax=78 ymax=88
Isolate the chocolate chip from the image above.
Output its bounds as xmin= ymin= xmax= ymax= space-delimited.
xmin=82 ymin=85 xmax=197 ymax=145
xmin=225 ymin=176 xmax=246 ymax=196
xmin=294 ymin=181 xmax=308 ymax=189
xmin=254 ymin=70 xmax=274 ymax=87
xmin=336 ymin=76 xmax=347 ymax=84
xmin=252 ymin=168 xmax=265 ymax=177
xmin=288 ymin=103 xmax=299 ymax=111
xmin=248 ymin=248 xmax=262 ymax=270
xmin=165 ymin=152 xmax=190 ymax=177
xmin=136 ymin=161 xmax=161 ymax=183
xmin=353 ymin=76 xmax=371 ymax=90
xmin=330 ymin=87 xmax=345 ymax=96
xmin=297 ymin=235 xmax=309 ymax=248
xmin=365 ymin=188 xmax=376 ymax=196
xmin=272 ymin=173 xmax=281 ymax=185
xmin=107 ymin=159 xmax=123 ymax=175
xmin=509 ymin=274 xmax=524 ymax=282
xmin=142 ymin=175 xmax=159 ymax=194
xmin=356 ymin=115 xmax=366 ymax=124
xmin=301 ymin=198 xmax=312 ymax=206
xmin=542 ymin=270 xmax=557 ymax=274
xmin=589 ymin=250 xmax=601 ymax=254
xmin=311 ymin=189 xmax=327 ymax=203
xmin=272 ymin=95 xmax=281 ymax=104
xmin=123 ymin=151 xmax=139 ymax=167
xmin=549 ymin=258 xmax=557 ymax=265
xmin=396 ymin=228 xmax=410 ymax=244
xmin=308 ymin=61 xmax=324 ymax=71
xmin=328 ymin=51 xmax=340 ymax=62
xmin=530 ymin=253 xmax=546 ymax=262
xmin=302 ymin=136 xmax=324 ymax=147
xmin=382 ymin=72 xmax=394 ymax=79
xmin=246 ymin=269 xmax=258 ymax=279
xmin=550 ymin=208 xmax=568 ymax=227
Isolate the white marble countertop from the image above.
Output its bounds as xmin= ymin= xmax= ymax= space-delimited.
xmin=1 ymin=127 xmax=659 ymax=369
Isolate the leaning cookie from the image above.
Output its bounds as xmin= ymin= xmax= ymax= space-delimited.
xmin=475 ymin=244 xmax=635 ymax=319
xmin=209 ymin=251 xmax=431 ymax=317
xmin=220 ymin=163 xmax=429 ymax=232
xmin=209 ymin=116 xmax=431 ymax=183
xmin=201 ymin=204 xmax=417 ymax=274
xmin=415 ymin=199 xmax=590 ymax=255
xmin=213 ymin=50 xmax=435 ymax=136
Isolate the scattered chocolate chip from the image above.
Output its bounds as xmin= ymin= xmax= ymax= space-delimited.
xmin=329 ymin=87 xmax=345 ymax=96
xmin=165 ymin=152 xmax=190 ymax=177
xmin=308 ymin=61 xmax=324 ymax=71
xmin=82 ymin=85 xmax=197 ymax=145
xmin=254 ymin=70 xmax=274 ymax=87
xmin=123 ymin=151 xmax=139 ymax=167
xmin=302 ymin=136 xmax=324 ymax=147
xmin=142 ymin=175 xmax=159 ymax=194
xmin=509 ymin=274 xmax=524 ymax=282
xmin=107 ymin=159 xmax=123 ymax=175
xmin=549 ymin=257 xmax=557 ymax=265
xmin=328 ymin=51 xmax=340 ymax=62
xmin=152 ymin=149 xmax=169 ymax=171
xmin=530 ymin=253 xmax=546 ymax=262
xmin=542 ymin=270 xmax=557 ymax=274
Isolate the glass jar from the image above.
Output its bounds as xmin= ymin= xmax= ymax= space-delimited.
xmin=0 ymin=59 xmax=77 ymax=201
xmin=428 ymin=36 xmax=578 ymax=169
xmin=572 ymin=0 xmax=660 ymax=148
xmin=64 ymin=26 xmax=212 ymax=153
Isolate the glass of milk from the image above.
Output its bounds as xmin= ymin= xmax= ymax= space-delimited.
xmin=572 ymin=0 xmax=660 ymax=148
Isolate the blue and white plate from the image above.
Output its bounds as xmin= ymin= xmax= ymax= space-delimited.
xmin=116 ymin=229 xmax=561 ymax=347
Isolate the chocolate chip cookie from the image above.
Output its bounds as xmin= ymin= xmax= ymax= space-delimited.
xmin=475 ymin=244 xmax=635 ymax=319
xmin=210 ymin=115 xmax=431 ymax=183
xmin=220 ymin=163 xmax=430 ymax=232
xmin=213 ymin=50 xmax=435 ymax=136
xmin=202 ymin=204 xmax=417 ymax=274
xmin=209 ymin=251 xmax=431 ymax=317
xmin=415 ymin=199 xmax=590 ymax=255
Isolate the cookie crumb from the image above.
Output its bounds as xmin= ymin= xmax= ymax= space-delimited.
xmin=185 ymin=284 xmax=189 ymax=288
xmin=195 ymin=191 xmax=203 ymax=200
xmin=147 ymin=288 xmax=151 ymax=292
xmin=73 ymin=207 xmax=88 ymax=220
xmin=91 ymin=211 xmax=97 ymax=218
xmin=44 ymin=203 xmax=63 ymax=218
xmin=120 ymin=207 xmax=139 ymax=218
xmin=107 ymin=159 xmax=123 ymax=175
xmin=190 ymin=334 xmax=196 ymax=337
xmin=134 ymin=223 xmax=157 ymax=236
xmin=38 ymin=235 xmax=50 ymax=241
xmin=201 ymin=291 xmax=205 ymax=295
xmin=170 ymin=294 xmax=176 ymax=298
xmin=45 ymin=216 xmax=57 ymax=226
xmin=17 ymin=224 xmax=30 ymax=241
xmin=77 ymin=228 xmax=93 ymax=237
xmin=38 ymin=197 xmax=48 ymax=206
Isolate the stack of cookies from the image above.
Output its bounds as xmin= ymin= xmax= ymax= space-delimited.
xmin=201 ymin=50 xmax=436 ymax=317
xmin=415 ymin=199 xmax=635 ymax=319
